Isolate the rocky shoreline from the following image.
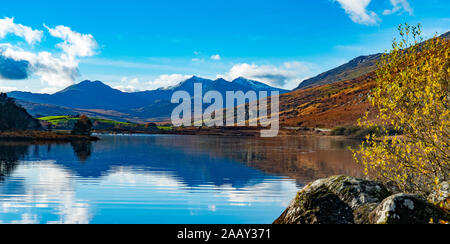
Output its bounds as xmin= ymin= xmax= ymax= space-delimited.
xmin=0 ymin=131 xmax=99 ymax=142
xmin=93 ymin=127 xmax=331 ymax=138
xmin=274 ymin=175 xmax=449 ymax=224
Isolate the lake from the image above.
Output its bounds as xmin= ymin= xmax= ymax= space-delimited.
xmin=0 ymin=134 xmax=363 ymax=224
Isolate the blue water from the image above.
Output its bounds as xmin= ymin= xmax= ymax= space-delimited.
xmin=0 ymin=134 xmax=361 ymax=224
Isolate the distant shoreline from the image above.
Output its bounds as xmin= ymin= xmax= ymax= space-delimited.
xmin=92 ymin=126 xmax=335 ymax=138
xmin=0 ymin=131 xmax=100 ymax=142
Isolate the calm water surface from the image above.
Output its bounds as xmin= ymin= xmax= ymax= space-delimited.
xmin=0 ymin=134 xmax=363 ymax=224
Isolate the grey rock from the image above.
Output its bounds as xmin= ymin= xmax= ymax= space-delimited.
xmin=428 ymin=181 xmax=449 ymax=211
xmin=274 ymin=176 xmax=391 ymax=224
xmin=369 ymin=194 xmax=450 ymax=224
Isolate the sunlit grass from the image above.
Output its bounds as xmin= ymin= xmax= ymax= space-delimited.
xmin=38 ymin=116 xmax=136 ymax=127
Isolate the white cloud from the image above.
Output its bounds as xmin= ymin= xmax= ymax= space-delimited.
xmin=0 ymin=161 xmax=92 ymax=224
xmin=0 ymin=86 xmax=18 ymax=92
xmin=147 ymin=74 xmax=192 ymax=89
xmin=2 ymin=46 xmax=79 ymax=88
xmin=113 ymin=85 xmax=138 ymax=92
xmin=217 ymin=62 xmax=311 ymax=88
xmin=44 ymin=25 xmax=98 ymax=58
xmin=335 ymin=0 xmax=380 ymax=25
xmin=210 ymin=54 xmax=221 ymax=60
xmin=113 ymin=74 xmax=193 ymax=91
xmin=383 ymin=0 xmax=413 ymax=15
xmin=129 ymin=78 xmax=140 ymax=85
xmin=0 ymin=17 xmax=43 ymax=45
xmin=38 ymin=87 xmax=63 ymax=94
xmin=113 ymin=77 xmax=140 ymax=92
xmin=0 ymin=20 xmax=98 ymax=90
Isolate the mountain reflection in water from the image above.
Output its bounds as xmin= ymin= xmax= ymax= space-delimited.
xmin=0 ymin=134 xmax=363 ymax=224
xmin=151 ymin=135 xmax=364 ymax=185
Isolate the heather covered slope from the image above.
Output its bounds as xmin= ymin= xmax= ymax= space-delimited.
xmin=269 ymin=72 xmax=376 ymax=128
xmin=294 ymin=31 xmax=450 ymax=91
xmin=282 ymin=31 xmax=450 ymax=128
xmin=294 ymin=54 xmax=381 ymax=91
xmin=230 ymin=71 xmax=376 ymax=129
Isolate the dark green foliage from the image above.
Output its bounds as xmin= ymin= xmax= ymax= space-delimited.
xmin=71 ymin=115 xmax=93 ymax=136
xmin=331 ymin=125 xmax=402 ymax=138
xmin=0 ymin=93 xmax=42 ymax=131
xmin=145 ymin=122 xmax=158 ymax=129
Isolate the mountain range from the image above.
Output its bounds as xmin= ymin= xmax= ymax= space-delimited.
xmin=7 ymin=49 xmax=384 ymax=124
xmin=8 ymin=31 xmax=450 ymax=126
xmin=8 ymin=76 xmax=288 ymax=122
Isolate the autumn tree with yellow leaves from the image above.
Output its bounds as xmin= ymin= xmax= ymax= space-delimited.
xmin=353 ymin=24 xmax=449 ymax=196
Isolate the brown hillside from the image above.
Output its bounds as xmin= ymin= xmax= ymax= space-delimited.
xmin=280 ymin=32 xmax=450 ymax=128
xmin=294 ymin=54 xmax=381 ymax=90
xmin=278 ymin=72 xmax=377 ymax=128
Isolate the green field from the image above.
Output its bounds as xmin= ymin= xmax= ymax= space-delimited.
xmin=39 ymin=116 xmax=135 ymax=126
xmin=38 ymin=116 xmax=79 ymax=126
xmin=157 ymin=126 xmax=173 ymax=131
xmin=38 ymin=116 xmax=173 ymax=131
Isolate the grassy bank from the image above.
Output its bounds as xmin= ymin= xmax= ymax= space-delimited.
xmin=38 ymin=115 xmax=172 ymax=131
xmin=38 ymin=116 xmax=135 ymax=127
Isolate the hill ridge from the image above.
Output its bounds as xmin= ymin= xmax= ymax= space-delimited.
xmin=295 ymin=30 xmax=450 ymax=91
xmin=8 ymin=76 xmax=288 ymax=123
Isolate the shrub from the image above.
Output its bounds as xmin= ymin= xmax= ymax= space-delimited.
xmin=71 ymin=115 xmax=93 ymax=136
xmin=353 ymin=24 xmax=450 ymax=195
xmin=331 ymin=125 xmax=398 ymax=138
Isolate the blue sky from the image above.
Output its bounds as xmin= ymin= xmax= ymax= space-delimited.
xmin=0 ymin=0 xmax=448 ymax=93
